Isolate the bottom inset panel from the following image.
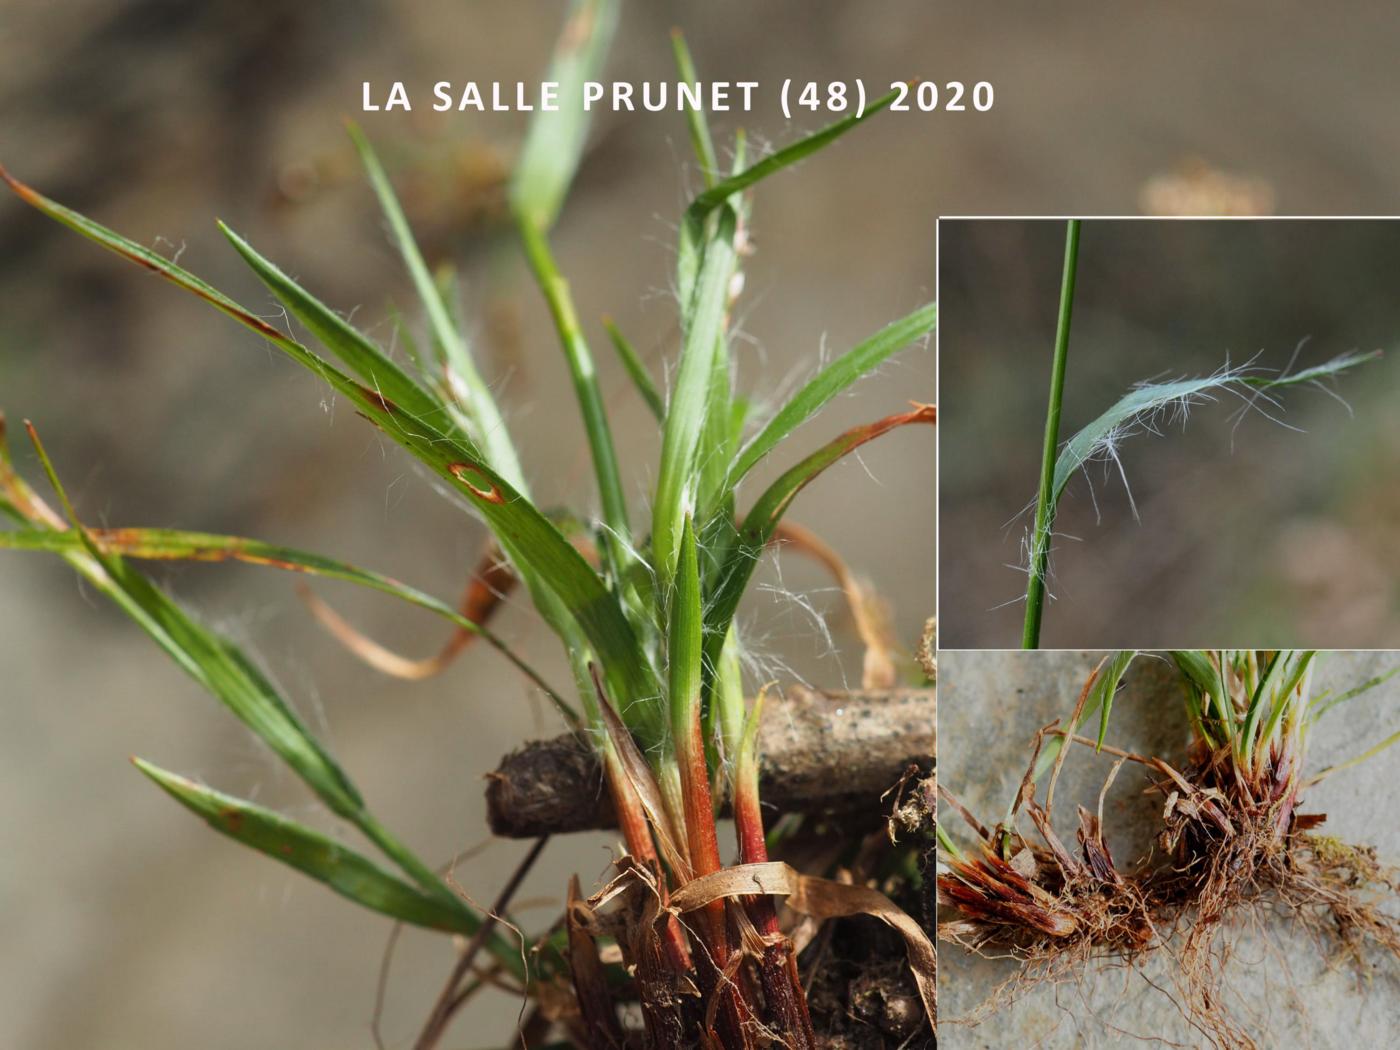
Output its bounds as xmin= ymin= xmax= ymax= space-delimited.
xmin=936 ymin=649 xmax=1400 ymax=1048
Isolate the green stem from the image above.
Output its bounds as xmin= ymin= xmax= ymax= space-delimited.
xmin=516 ymin=216 xmax=633 ymax=581
xmin=1022 ymin=219 xmax=1081 ymax=649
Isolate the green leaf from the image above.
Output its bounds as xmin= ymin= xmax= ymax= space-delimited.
xmin=1310 ymin=664 xmax=1400 ymax=719
xmin=653 ymin=205 xmax=738 ymax=591
xmin=211 ymin=229 xmax=659 ymax=733
xmin=703 ymin=404 xmax=935 ymax=667
xmin=0 ymin=172 xmax=657 ymax=741
xmin=509 ymin=0 xmax=620 ymax=230
xmin=730 ymin=301 xmax=936 ymax=483
xmin=1024 ymin=350 xmax=1379 ymax=645
xmin=217 ymin=222 xmax=466 ymax=440
xmin=1049 ymin=352 xmax=1380 ymax=520
xmin=26 ymin=516 xmax=366 ymax=820
xmin=689 ymin=140 xmax=751 ymax=524
xmin=1255 ymin=650 xmax=1315 ymax=762
xmin=1030 ymin=650 xmax=1137 ymax=783
xmin=675 ymin=84 xmax=897 ymax=351
xmin=708 ymin=627 xmax=744 ymax=788
xmin=509 ymin=0 xmax=631 ymax=586
xmin=11 ymin=424 xmax=497 ymax=912
xmin=0 ymin=524 xmax=572 ymax=720
xmin=682 ymin=83 xmax=906 ymax=231
xmin=1239 ymin=650 xmax=1287 ymax=763
xmin=346 ymin=123 xmax=526 ymax=489
xmin=668 ymin=516 xmax=704 ymax=748
xmin=1170 ymin=650 xmax=1236 ymax=740
xmin=516 ymin=220 xmax=634 ymax=574
xmin=669 ymin=30 xmax=719 ymax=186
xmin=132 ymin=759 xmax=516 ymax=956
xmin=602 ymin=317 xmax=664 ymax=421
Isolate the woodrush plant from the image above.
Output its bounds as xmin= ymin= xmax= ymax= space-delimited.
xmin=938 ymin=650 xmax=1400 ymax=1047
xmin=0 ymin=2 xmax=935 ymax=1046
xmin=1019 ymin=219 xmax=1380 ymax=648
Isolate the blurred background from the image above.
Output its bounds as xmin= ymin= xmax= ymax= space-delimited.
xmin=940 ymin=220 xmax=1400 ymax=649
xmin=4 ymin=0 xmax=1400 ymax=1047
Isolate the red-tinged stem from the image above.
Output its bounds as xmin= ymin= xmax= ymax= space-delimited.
xmin=680 ymin=712 xmax=730 ymax=949
xmin=678 ymin=711 xmax=760 ymax=1048
xmin=602 ymin=748 xmax=693 ymax=974
xmin=734 ymin=717 xmax=816 ymax=1048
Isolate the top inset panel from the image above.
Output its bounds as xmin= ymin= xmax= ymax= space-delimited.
xmin=938 ymin=217 xmax=1400 ymax=649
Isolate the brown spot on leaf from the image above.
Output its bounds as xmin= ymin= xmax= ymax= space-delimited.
xmin=355 ymin=384 xmax=399 ymax=416
xmin=447 ymin=462 xmax=505 ymax=503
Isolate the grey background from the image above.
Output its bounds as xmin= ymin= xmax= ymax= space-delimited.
xmin=938 ymin=649 xmax=1400 ymax=1049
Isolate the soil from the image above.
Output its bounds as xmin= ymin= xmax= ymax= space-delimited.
xmin=805 ymin=915 xmax=933 ymax=1049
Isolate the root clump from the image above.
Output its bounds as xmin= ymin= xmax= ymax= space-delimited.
xmin=941 ymin=719 xmax=1400 ymax=1048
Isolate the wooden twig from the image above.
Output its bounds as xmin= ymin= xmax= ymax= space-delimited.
xmin=486 ymin=687 xmax=935 ymax=838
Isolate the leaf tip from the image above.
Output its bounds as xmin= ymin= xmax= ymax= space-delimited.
xmin=0 ymin=161 xmax=39 ymax=206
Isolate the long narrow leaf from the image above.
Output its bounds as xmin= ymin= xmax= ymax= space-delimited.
xmin=683 ymin=84 xmax=906 ymax=229
xmin=211 ymin=230 xmax=658 ymax=725
xmin=0 ymin=524 xmax=571 ymax=719
xmin=18 ymin=426 xmax=365 ymax=819
xmin=516 ymin=220 xmax=633 ymax=570
xmin=653 ymin=205 xmax=738 ymax=590
xmin=692 ymin=141 xmax=751 ymax=526
xmin=668 ymin=517 xmax=705 ymax=748
xmin=730 ymin=302 xmax=936 ymax=483
xmin=669 ymin=30 xmax=719 ymax=186
xmin=509 ymin=1 xmax=632 ymax=583
xmin=675 ymin=87 xmax=899 ymax=352
xmin=1029 ymin=650 xmax=1137 ymax=783
xmin=703 ymin=404 xmax=935 ymax=665
xmin=0 ymin=172 xmax=659 ymax=739
xmin=602 ymin=317 xmax=664 ymax=421
xmin=509 ymin=0 xmax=620 ymax=230
xmin=13 ymin=425 xmax=487 ymax=906
xmin=346 ymin=123 xmax=525 ymax=488
xmin=1170 ymin=650 xmax=1236 ymax=738
xmin=1049 ymin=352 xmax=1379 ymax=517
xmin=1311 ymin=664 xmax=1400 ymax=719
xmin=132 ymin=759 xmax=518 ymax=958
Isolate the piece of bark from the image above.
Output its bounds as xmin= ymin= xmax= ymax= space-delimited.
xmin=486 ymin=687 xmax=935 ymax=838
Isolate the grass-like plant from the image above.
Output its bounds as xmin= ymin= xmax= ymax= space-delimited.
xmin=1018 ymin=219 xmax=1379 ymax=648
xmin=0 ymin=2 xmax=935 ymax=1045
xmin=938 ymin=650 xmax=1400 ymax=1046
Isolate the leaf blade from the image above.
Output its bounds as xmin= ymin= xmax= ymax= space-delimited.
xmin=731 ymin=302 xmax=936 ymax=483
xmin=345 ymin=123 xmax=527 ymax=488
xmin=704 ymin=404 xmax=935 ymax=664
xmin=132 ymin=759 xmax=521 ymax=962
xmin=0 ymin=524 xmax=573 ymax=719
xmin=653 ymin=205 xmax=738 ymax=590
xmin=509 ymin=0 xmax=620 ymax=230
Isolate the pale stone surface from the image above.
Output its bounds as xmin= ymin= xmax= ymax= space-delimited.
xmin=938 ymin=650 xmax=1400 ymax=1049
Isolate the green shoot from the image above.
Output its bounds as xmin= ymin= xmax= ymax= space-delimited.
xmin=1015 ymin=240 xmax=1379 ymax=647
xmin=1022 ymin=219 xmax=1080 ymax=649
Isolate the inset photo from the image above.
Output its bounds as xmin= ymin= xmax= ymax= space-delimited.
xmin=938 ymin=218 xmax=1400 ymax=649
xmin=936 ymin=648 xmax=1400 ymax=1047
